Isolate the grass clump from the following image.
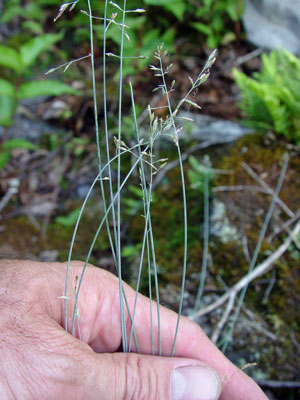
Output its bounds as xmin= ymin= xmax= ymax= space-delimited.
xmin=48 ymin=0 xmax=217 ymax=357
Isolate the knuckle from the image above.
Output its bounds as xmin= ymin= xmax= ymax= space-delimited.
xmin=121 ymin=354 xmax=159 ymax=400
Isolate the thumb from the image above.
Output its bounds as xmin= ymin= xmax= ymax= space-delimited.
xmin=89 ymin=352 xmax=222 ymax=400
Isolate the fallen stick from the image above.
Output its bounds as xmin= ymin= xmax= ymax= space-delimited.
xmin=211 ymin=291 xmax=235 ymax=343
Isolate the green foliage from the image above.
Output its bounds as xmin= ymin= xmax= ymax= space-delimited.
xmin=1 ymin=0 xmax=243 ymax=81
xmin=49 ymin=1 xmax=176 ymax=76
xmin=144 ymin=0 xmax=244 ymax=46
xmin=93 ymin=8 xmax=176 ymax=77
xmin=0 ymin=34 xmax=80 ymax=126
xmin=56 ymin=208 xmax=81 ymax=228
xmin=0 ymin=33 xmax=62 ymax=73
xmin=0 ymin=138 xmax=37 ymax=169
xmin=288 ymin=234 xmax=300 ymax=261
xmin=1 ymin=0 xmax=58 ymax=34
xmin=0 ymin=46 xmax=23 ymax=73
xmin=66 ymin=137 xmax=90 ymax=156
xmin=233 ymin=49 xmax=300 ymax=144
xmin=44 ymin=0 xmax=241 ymax=76
xmin=142 ymin=0 xmax=244 ymax=49
xmin=18 ymin=80 xmax=79 ymax=99
xmin=20 ymin=34 xmax=62 ymax=67
xmin=144 ymin=0 xmax=187 ymax=20
xmin=123 ymin=185 xmax=145 ymax=216
xmin=42 ymin=133 xmax=90 ymax=156
xmin=191 ymin=0 xmax=244 ymax=48
xmin=188 ymin=155 xmax=215 ymax=194
xmin=122 ymin=243 xmax=141 ymax=261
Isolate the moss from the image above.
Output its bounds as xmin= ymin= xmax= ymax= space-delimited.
xmin=47 ymin=208 xmax=111 ymax=263
xmin=212 ymin=133 xmax=300 ymax=381
xmin=128 ymin=164 xmax=206 ymax=293
xmin=0 ymin=217 xmax=46 ymax=259
xmin=0 ymin=202 xmax=112 ymax=265
xmin=214 ymin=134 xmax=300 ymax=215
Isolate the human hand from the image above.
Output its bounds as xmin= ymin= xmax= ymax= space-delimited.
xmin=0 ymin=260 xmax=268 ymax=399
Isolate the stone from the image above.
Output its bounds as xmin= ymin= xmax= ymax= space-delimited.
xmin=139 ymin=112 xmax=252 ymax=151
xmin=0 ymin=115 xmax=56 ymax=142
xmin=243 ymin=0 xmax=300 ymax=54
xmin=178 ymin=112 xmax=253 ymax=145
xmin=210 ymin=200 xmax=240 ymax=244
xmin=39 ymin=250 xmax=59 ymax=262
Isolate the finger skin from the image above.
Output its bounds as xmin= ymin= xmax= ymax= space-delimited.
xmin=0 ymin=260 xmax=267 ymax=399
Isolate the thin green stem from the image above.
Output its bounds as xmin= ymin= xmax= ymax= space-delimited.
xmin=87 ymin=0 xmax=101 ymax=171
xmin=194 ymin=175 xmax=210 ymax=312
xmin=157 ymin=51 xmax=188 ymax=357
xmin=146 ymin=231 xmax=154 ymax=355
xmin=87 ymin=0 xmax=118 ymax=261
xmin=147 ymin=208 xmax=161 ymax=355
xmin=102 ymin=1 xmax=139 ymax=353
xmin=128 ymin=82 xmax=156 ymax=353
xmin=71 ymin=150 xmax=147 ymax=335
xmin=171 ymin=142 xmax=188 ymax=357
xmin=65 ymin=143 xmax=143 ymax=333
xmin=115 ymin=0 xmax=128 ymax=354
xmin=103 ymin=0 xmax=118 ymax=260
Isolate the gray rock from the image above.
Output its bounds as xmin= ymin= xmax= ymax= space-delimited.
xmin=39 ymin=250 xmax=59 ymax=262
xmin=178 ymin=112 xmax=253 ymax=145
xmin=243 ymin=0 xmax=300 ymax=54
xmin=0 ymin=115 xmax=60 ymax=143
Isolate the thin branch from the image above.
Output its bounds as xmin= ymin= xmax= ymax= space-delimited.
xmin=212 ymin=185 xmax=267 ymax=193
xmin=242 ymin=234 xmax=251 ymax=264
xmin=262 ymin=269 xmax=276 ymax=304
xmin=235 ymin=48 xmax=264 ymax=67
xmin=242 ymin=307 xmax=278 ymax=341
xmin=193 ymin=174 xmax=210 ymax=312
xmin=211 ymin=292 xmax=235 ymax=344
xmin=0 ymin=179 xmax=19 ymax=213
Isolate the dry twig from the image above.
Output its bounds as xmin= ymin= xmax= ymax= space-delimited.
xmin=211 ymin=292 xmax=235 ymax=343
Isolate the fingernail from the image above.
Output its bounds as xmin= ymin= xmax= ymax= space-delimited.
xmin=171 ymin=364 xmax=220 ymax=400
